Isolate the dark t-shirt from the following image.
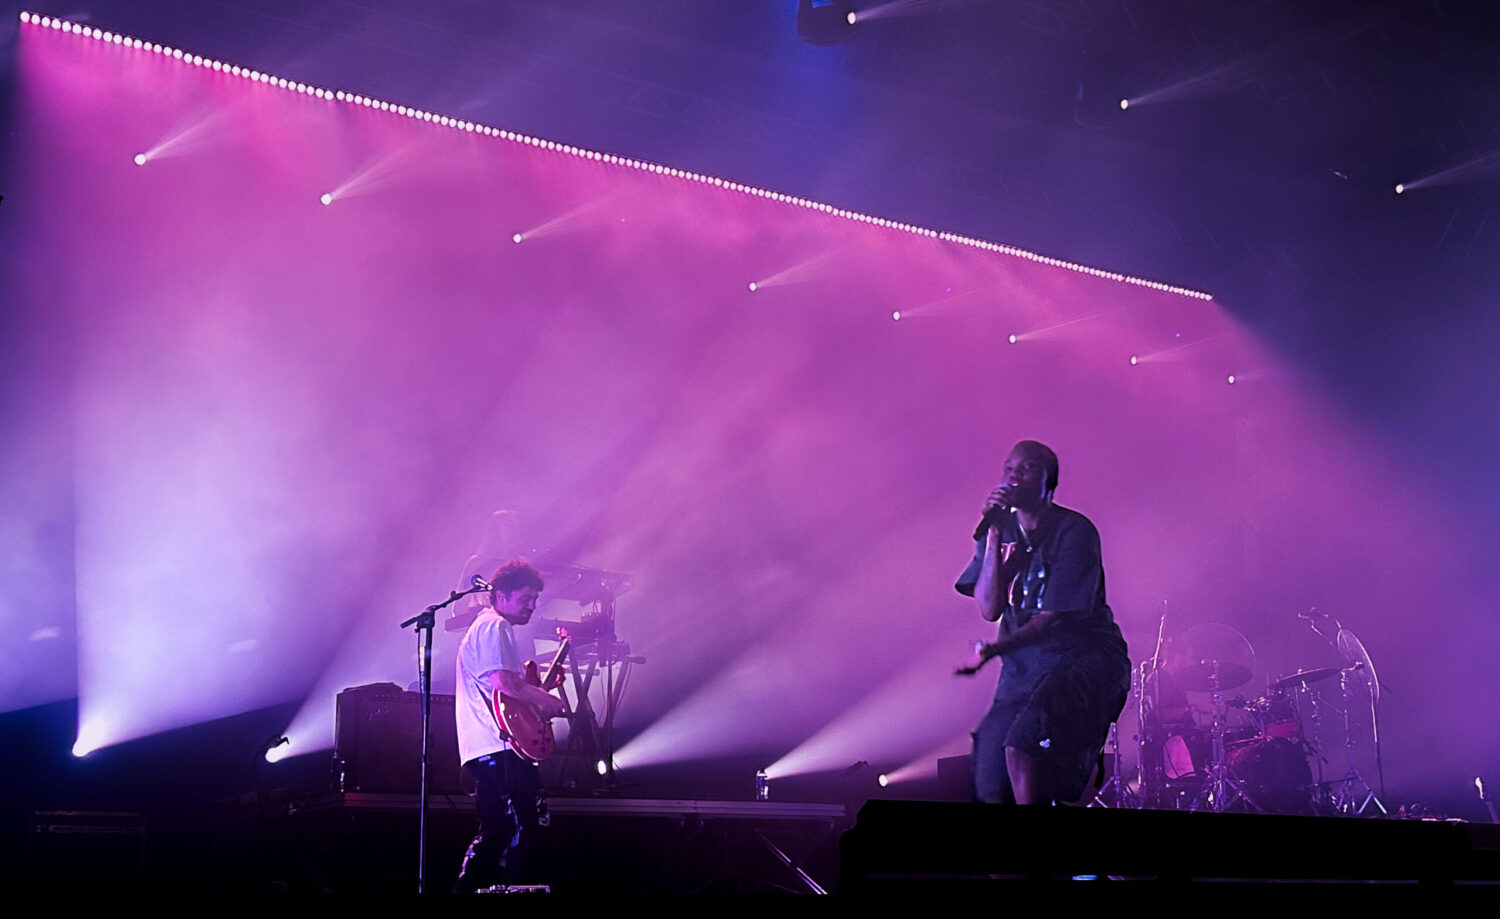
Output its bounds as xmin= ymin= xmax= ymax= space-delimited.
xmin=955 ymin=505 xmax=1128 ymax=690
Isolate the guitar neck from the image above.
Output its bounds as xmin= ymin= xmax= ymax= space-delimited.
xmin=541 ymin=637 xmax=571 ymax=690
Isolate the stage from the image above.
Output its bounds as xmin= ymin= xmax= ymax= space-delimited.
xmin=20 ymin=792 xmax=1500 ymax=900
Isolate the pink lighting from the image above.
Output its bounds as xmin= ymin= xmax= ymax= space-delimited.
xmin=15 ymin=10 xmax=1208 ymax=302
xmin=15 ymin=8 xmax=1479 ymax=810
xmin=133 ymin=153 xmax=147 ymax=166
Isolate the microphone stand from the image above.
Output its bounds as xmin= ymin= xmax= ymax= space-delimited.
xmin=400 ymin=577 xmax=490 ymax=894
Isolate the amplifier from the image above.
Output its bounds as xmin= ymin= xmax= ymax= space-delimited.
xmin=333 ymin=683 xmax=465 ymax=795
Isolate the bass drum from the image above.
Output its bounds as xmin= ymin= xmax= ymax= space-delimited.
xmin=1160 ymin=726 xmax=1260 ymax=781
xmin=1227 ymin=738 xmax=1313 ymax=814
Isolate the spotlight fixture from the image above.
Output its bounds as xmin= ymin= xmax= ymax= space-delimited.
xmin=891 ymin=311 xmax=901 ymax=321
xmin=21 ymin=10 xmax=1212 ymax=302
xmin=512 ymin=233 xmax=524 ymax=244
xmin=319 ymin=193 xmax=333 ymax=206
xmin=132 ymin=153 xmax=147 ymax=166
xmin=797 ymin=0 xmax=857 ymax=46
xmin=747 ymin=281 xmax=758 ymax=292
xmin=1007 ymin=334 xmax=1018 ymax=344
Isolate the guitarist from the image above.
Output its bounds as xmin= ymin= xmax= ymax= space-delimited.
xmin=454 ymin=560 xmax=566 ymax=893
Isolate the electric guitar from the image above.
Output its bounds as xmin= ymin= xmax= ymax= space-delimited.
xmin=493 ymin=630 xmax=571 ymax=762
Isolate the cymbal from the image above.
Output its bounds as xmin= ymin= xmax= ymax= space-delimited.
xmin=1170 ymin=623 xmax=1257 ymax=693
xmin=1269 ymin=666 xmax=1341 ymax=690
xmin=1177 ymin=659 xmax=1252 ymax=692
xmin=1335 ymin=628 xmax=1380 ymax=705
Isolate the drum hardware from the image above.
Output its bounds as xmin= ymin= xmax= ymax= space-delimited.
xmin=1187 ymin=660 xmax=1262 ymax=813
xmin=1299 ymin=611 xmax=1387 ymax=815
xmin=1133 ymin=659 xmax=1170 ymax=808
xmin=1127 ymin=620 xmax=1356 ymax=816
xmin=1089 ymin=722 xmax=1138 ymax=808
xmin=1133 ymin=604 xmax=1171 ymax=809
xmin=1248 ymin=689 xmax=1303 ymax=740
xmin=1323 ymin=662 xmax=1387 ymax=815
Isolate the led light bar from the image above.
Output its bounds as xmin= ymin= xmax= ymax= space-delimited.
xmin=20 ymin=10 xmax=1213 ymax=302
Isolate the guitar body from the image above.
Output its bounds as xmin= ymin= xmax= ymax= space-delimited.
xmin=494 ymin=636 xmax=570 ymax=763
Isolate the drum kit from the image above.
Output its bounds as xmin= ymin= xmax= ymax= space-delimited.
xmin=1096 ymin=612 xmax=1387 ymax=816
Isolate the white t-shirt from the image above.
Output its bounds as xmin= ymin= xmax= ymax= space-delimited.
xmin=456 ymin=610 xmax=523 ymax=765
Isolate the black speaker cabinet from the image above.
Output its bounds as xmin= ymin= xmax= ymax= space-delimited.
xmin=333 ymin=683 xmax=465 ymax=795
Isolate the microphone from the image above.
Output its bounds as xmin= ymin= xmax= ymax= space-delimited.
xmin=973 ymin=494 xmax=1013 ymax=539
xmin=471 ymin=574 xmax=494 ymax=592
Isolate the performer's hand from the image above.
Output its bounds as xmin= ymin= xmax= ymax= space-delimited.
xmin=955 ymin=643 xmax=996 ymax=677
xmin=536 ymin=693 xmax=566 ymax=720
xmin=983 ymin=485 xmax=1015 ymax=520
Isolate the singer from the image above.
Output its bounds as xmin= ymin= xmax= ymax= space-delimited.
xmin=954 ymin=440 xmax=1130 ymax=805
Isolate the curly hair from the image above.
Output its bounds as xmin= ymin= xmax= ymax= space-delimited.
xmin=489 ymin=559 xmax=544 ymax=596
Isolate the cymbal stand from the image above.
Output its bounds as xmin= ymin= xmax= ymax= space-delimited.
xmin=1090 ymin=722 xmax=1138 ymax=808
xmin=1136 ymin=605 xmax=1169 ymax=809
xmin=1297 ymin=679 xmax=1328 ymax=790
xmin=1325 ymin=667 xmax=1386 ymax=816
xmin=1134 ymin=660 xmax=1164 ymax=808
xmin=1190 ymin=662 xmax=1258 ymax=813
